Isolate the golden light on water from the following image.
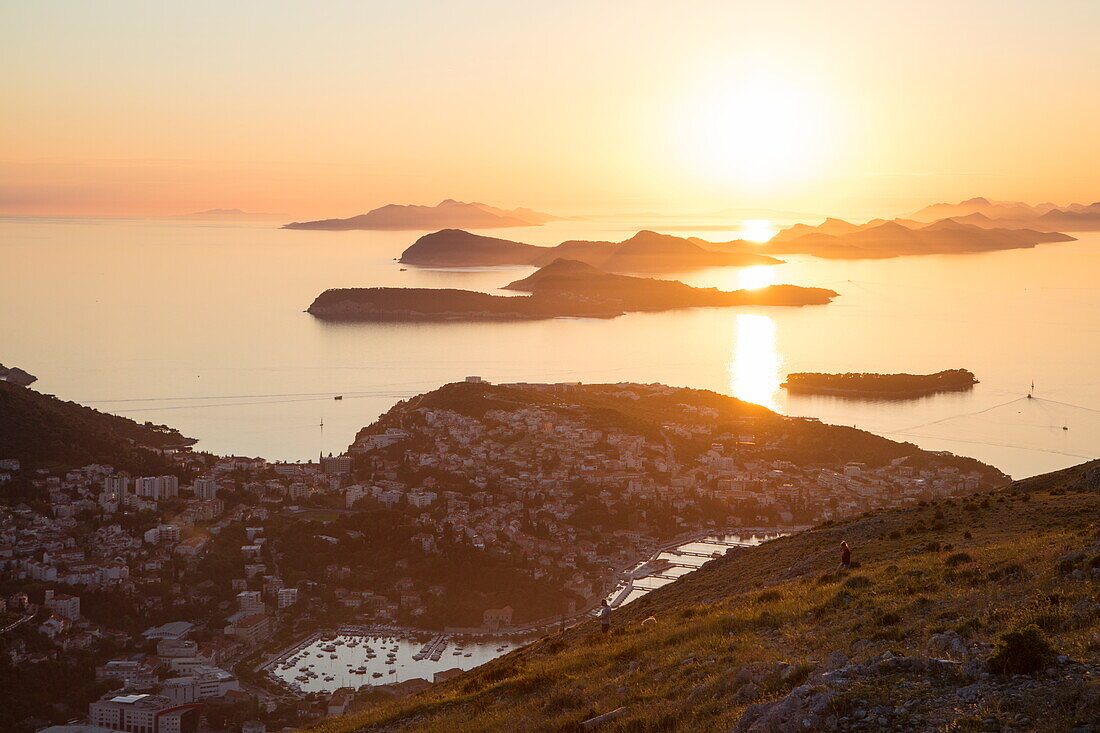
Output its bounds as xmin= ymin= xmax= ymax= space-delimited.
xmin=737 ymin=219 xmax=778 ymax=243
xmin=730 ymin=313 xmax=782 ymax=410
xmin=736 ymin=265 xmax=778 ymax=291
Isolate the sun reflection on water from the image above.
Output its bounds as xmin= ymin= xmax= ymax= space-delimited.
xmin=730 ymin=313 xmax=782 ymax=410
xmin=736 ymin=265 xmax=778 ymax=290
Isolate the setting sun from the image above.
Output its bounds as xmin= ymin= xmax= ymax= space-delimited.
xmin=679 ymin=72 xmax=832 ymax=189
xmin=737 ymin=219 xmax=778 ymax=243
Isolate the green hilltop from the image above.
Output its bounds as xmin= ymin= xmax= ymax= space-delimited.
xmin=307 ymin=459 xmax=1100 ymax=732
xmin=0 ymin=380 xmax=195 ymax=473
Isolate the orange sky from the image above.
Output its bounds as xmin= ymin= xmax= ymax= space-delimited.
xmin=2 ymin=1 xmax=1099 ymax=219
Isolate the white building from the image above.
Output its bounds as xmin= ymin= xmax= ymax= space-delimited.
xmin=236 ymin=590 xmax=264 ymax=615
xmin=407 ymin=490 xmax=437 ymax=508
xmin=89 ymin=693 xmax=201 ymax=733
xmin=134 ymin=475 xmax=180 ymax=501
xmin=192 ymin=478 xmax=218 ymax=499
xmin=103 ymin=475 xmax=130 ymax=496
xmin=44 ymin=589 xmax=80 ymax=620
xmin=345 ymin=484 xmax=369 ymax=508
xmin=160 ymin=666 xmax=240 ymax=703
xmin=276 ymin=587 xmax=299 ymax=609
xmin=157 ymin=524 xmax=181 ymax=543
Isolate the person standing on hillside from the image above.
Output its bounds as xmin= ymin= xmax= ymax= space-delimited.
xmin=840 ymin=541 xmax=852 ymax=569
xmin=599 ymin=600 xmax=611 ymax=634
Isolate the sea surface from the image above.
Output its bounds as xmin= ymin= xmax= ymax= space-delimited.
xmin=3 ymin=215 xmax=1100 ymax=479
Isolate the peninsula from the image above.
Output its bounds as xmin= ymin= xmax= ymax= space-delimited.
xmin=398 ymin=229 xmax=782 ymax=270
xmin=283 ymin=199 xmax=557 ymax=230
xmin=307 ymin=259 xmax=837 ymax=321
xmin=781 ymin=369 xmax=979 ymax=397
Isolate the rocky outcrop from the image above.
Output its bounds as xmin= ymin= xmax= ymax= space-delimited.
xmin=729 ymin=644 xmax=1100 ymax=733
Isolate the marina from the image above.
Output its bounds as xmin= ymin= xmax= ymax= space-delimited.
xmin=265 ymin=628 xmax=522 ymax=695
xmin=607 ymin=531 xmax=788 ymax=608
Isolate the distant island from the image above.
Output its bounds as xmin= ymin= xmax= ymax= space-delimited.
xmin=765 ymin=218 xmax=1073 ymax=259
xmin=178 ymin=208 xmax=287 ymax=220
xmin=909 ymin=197 xmax=1100 ymax=232
xmin=283 ymin=199 xmax=558 ymax=230
xmin=307 ymin=258 xmax=836 ymax=321
xmin=398 ymin=229 xmax=783 ymax=270
xmin=782 ymin=369 xmax=979 ymax=397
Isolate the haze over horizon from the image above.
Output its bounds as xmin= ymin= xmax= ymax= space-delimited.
xmin=3 ymin=0 xmax=1099 ymax=219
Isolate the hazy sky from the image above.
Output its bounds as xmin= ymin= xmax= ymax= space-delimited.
xmin=3 ymin=0 xmax=1099 ymax=218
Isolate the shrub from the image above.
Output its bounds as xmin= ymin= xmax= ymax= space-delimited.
xmin=755 ymin=590 xmax=782 ymax=604
xmin=946 ymin=552 xmax=974 ymax=567
xmin=843 ymin=575 xmax=873 ymax=589
xmin=888 ymin=530 xmax=902 ymax=540
xmin=988 ymin=625 xmax=1056 ymax=674
xmin=963 ymin=531 xmax=973 ymax=539
xmin=876 ymin=611 xmax=902 ymax=626
xmin=925 ymin=541 xmax=942 ymax=553
xmin=1057 ymin=557 xmax=1078 ymax=574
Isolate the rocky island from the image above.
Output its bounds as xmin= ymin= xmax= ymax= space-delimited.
xmin=307 ymin=259 xmax=837 ymax=321
xmin=398 ymin=229 xmax=782 ymax=270
xmin=782 ymin=368 xmax=979 ymax=397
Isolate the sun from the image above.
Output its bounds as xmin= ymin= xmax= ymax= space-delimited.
xmin=737 ymin=219 xmax=778 ymax=243
xmin=679 ymin=72 xmax=830 ymax=188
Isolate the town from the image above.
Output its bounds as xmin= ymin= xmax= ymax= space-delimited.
xmin=0 ymin=380 xmax=1007 ymax=732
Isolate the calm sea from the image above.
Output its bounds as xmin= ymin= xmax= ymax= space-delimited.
xmin=3 ymin=215 xmax=1099 ymax=479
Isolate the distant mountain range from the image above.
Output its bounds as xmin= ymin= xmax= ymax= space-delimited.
xmin=766 ymin=217 xmax=1073 ymax=259
xmin=283 ymin=199 xmax=559 ymax=231
xmin=909 ymin=197 xmax=1100 ymax=231
xmin=398 ymin=229 xmax=782 ymax=270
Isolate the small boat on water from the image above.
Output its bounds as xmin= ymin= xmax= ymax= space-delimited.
xmin=372 ymin=672 xmax=383 ymax=678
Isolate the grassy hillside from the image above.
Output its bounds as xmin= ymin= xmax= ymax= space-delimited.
xmin=308 ymin=460 xmax=1100 ymax=732
xmin=0 ymin=380 xmax=195 ymax=472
